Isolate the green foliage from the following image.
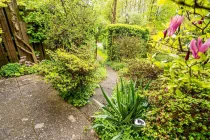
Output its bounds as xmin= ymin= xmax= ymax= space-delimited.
xmin=143 ymin=1 xmax=210 ymax=138
xmin=0 ymin=63 xmax=22 ymax=77
xmin=106 ymin=24 xmax=149 ymax=40
xmin=152 ymin=52 xmax=174 ymax=62
xmin=93 ymin=79 xmax=150 ymax=139
xmin=38 ymin=48 xmax=106 ymax=106
xmin=94 ymin=118 xmax=143 ymax=140
xmin=0 ymin=63 xmax=37 ymax=77
xmin=115 ymin=36 xmax=147 ymax=60
xmin=97 ymin=48 xmax=108 ymax=65
xmin=20 ymin=0 xmax=98 ymax=48
xmin=106 ymin=61 xmax=127 ymax=71
xmin=106 ymin=24 xmax=149 ymax=61
xmin=143 ymin=56 xmax=210 ymax=139
xmin=0 ymin=0 xmax=10 ymax=7
xmin=124 ymin=59 xmax=163 ymax=82
xmin=164 ymin=55 xmax=210 ymax=94
xmin=23 ymin=11 xmax=46 ymax=43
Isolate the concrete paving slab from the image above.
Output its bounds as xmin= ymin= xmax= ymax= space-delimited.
xmin=0 ymin=75 xmax=99 ymax=140
xmin=16 ymin=74 xmax=44 ymax=86
xmin=0 ymin=78 xmax=18 ymax=91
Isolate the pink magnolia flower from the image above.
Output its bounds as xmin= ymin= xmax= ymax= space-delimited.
xmin=190 ymin=37 xmax=210 ymax=59
xmin=164 ymin=15 xmax=184 ymax=37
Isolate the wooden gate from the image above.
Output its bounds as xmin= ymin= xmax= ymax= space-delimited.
xmin=0 ymin=0 xmax=37 ymax=67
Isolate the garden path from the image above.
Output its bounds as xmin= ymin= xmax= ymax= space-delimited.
xmin=0 ymin=66 xmax=117 ymax=140
xmin=79 ymin=66 xmax=118 ymax=120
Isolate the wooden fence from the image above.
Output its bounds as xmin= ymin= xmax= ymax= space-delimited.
xmin=0 ymin=0 xmax=46 ymax=67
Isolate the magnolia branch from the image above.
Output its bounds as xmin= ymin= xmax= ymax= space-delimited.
xmin=172 ymin=0 xmax=210 ymax=11
xmin=186 ymin=11 xmax=210 ymax=34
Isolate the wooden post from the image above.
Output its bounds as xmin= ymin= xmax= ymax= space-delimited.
xmin=0 ymin=8 xmax=19 ymax=62
xmin=6 ymin=0 xmax=37 ymax=63
xmin=0 ymin=43 xmax=9 ymax=66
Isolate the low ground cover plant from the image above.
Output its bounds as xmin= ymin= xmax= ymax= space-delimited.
xmin=143 ymin=55 xmax=210 ymax=139
xmin=0 ymin=63 xmax=37 ymax=77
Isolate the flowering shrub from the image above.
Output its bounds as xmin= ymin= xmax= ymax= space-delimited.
xmin=164 ymin=15 xmax=184 ymax=37
xmin=143 ymin=3 xmax=210 ymax=138
xmin=143 ymin=56 xmax=210 ymax=139
xmin=190 ymin=37 xmax=210 ymax=59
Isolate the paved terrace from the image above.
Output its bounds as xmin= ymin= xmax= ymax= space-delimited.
xmin=0 ymin=67 xmax=117 ymax=140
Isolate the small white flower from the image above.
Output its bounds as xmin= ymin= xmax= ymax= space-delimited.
xmin=172 ymin=34 xmax=176 ymax=38
xmin=134 ymin=118 xmax=146 ymax=126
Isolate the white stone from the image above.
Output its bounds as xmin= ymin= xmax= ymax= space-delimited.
xmin=134 ymin=118 xmax=146 ymax=126
xmin=68 ymin=115 xmax=76 ymax=122
xmin=35 ymin=123 xmax=44 ymax=129
xmin=22 ymin=118 xmax=28 ymax=121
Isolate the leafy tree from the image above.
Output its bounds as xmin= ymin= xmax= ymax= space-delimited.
xmin=116 ymin=0 xmax=177 ymax=30
xmin=19 ymin=0 xmax=99 ymax=48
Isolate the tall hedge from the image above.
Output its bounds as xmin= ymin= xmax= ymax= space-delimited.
xmin=106 ymin=24 xmax=149 ymax=61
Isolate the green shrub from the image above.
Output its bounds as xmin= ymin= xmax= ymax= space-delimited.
xmin=153 ymin=52 xmax=174 ymax=62
xmin=106 ymin=24 xmax=149 ymax=61
xmin=123 ymin=59 xmax=163 ymax=87
xmin=143 ymin=57 xmax=210 ymax=139
xmin=0 ymin=63 xmax=23 ymax=77
xmin=38 ymin=48 xmax=106 ymax=106
xmin=0 ymin=63 xmax=37 ymax=77
xmin=114 ymin=36 xmax=147 ymax=61
xmin=93 ymin=79 xmax=150 ymax=139
xmin=94 ymin=118 xmax=143 ymax=140
xmin=23 ymin=11 xmax=46 ymax=43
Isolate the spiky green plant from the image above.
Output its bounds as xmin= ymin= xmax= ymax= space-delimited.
xmin=93 ymin=78 xmax=150 ymax=125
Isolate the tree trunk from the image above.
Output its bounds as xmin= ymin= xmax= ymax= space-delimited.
xmin=149 ymin=0 xmax=156 ymax=22
xmin=112 ymin=0 xmax=117 ymax=24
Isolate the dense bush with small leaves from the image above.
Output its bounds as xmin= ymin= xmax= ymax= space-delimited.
xmin=114 ymin=36 xmax=148 ymax=60
xmin=123 ymin=59 xmax=163 ymax=83
xmin=106 ymin=24 xmax=149 ymax=61
xmin=94 ymin=118 xmax=143 ymax=140
xmin=38 ymin=48 xmax=106 ymax=106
